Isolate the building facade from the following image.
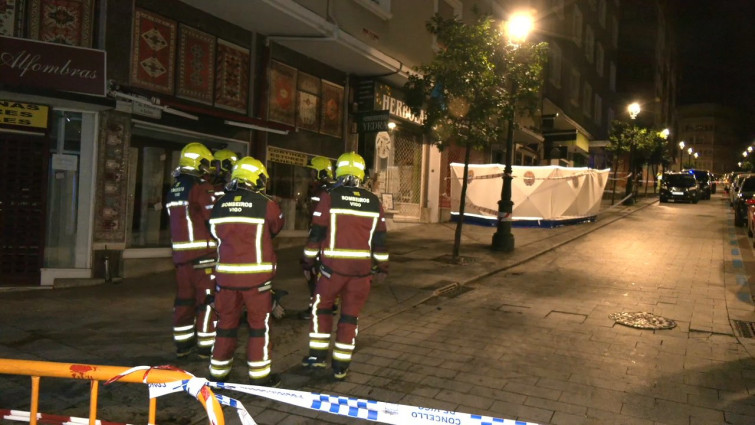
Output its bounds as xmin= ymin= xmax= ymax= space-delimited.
xmin=675 ymin=104 xmax=743 ymax=174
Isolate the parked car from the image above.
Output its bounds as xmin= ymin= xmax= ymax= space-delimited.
xmin=730 ymin=173 xmax=752 ymax=207
xmin=747 ymin=198 xmax=755 ymax=239
xmin=733 ymin=175 xmax=755 ymax=226
xmin=659 ymin=172 xmax=699 ymax=204
xmin=684 ymin=169 xmax=713 ymax=200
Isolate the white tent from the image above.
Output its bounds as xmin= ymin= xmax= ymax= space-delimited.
xmin=450 ymin=163 xmax=610 ymax=226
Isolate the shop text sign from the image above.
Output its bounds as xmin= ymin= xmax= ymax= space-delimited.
xmin=0 ymin=100 xmax=49 ymax=129
xmin=0 ymin=35 xmax=106 ymax=96
xmin=268 ymin=146 xmax=308 ymax=166
xmin=355 ymin=110 xmax=389 ymax=133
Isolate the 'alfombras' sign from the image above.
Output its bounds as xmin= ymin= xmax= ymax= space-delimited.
xmin=0 ymin=35 xmax=106 ymax=96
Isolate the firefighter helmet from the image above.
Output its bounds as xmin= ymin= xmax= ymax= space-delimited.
xmin=179 ymin=142 xmax=213 ymax=175
xmin=232 ymin=156 xmax=269 ymax=191
xmin=335 ymin=152 xmax=366 ymax=185
xmin=213 ymin=149 xmax=238 ymax=175
xmin=308 ymin=156 xmax=334 ymax=181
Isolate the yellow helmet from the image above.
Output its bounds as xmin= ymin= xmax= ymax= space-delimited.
xmin=213 ymin=149 xmax=238 ymax=174
xmin=179 ymin=142 xmax=213 ymax=175
xmin=335 ymin=151 xmax=365 ymax=181
xmin=308 ymin=156 xmax=334 ymax=180
xmin=231 ymin=156 xmax=269 ymax=190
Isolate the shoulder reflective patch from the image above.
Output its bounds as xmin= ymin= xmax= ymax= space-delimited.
xmin=313 ymin=211 xmax=322 ymax=216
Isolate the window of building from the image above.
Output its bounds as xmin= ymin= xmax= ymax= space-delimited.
xmin=569 ymin=68 xmax=580 ymax=106
xmin=596 ymin=43 xmax=604 ymax=76
xmin=572 ymin=7 xmax=583 ymax=46
xmin=353 ymin=0 xmax=392 ymax=20
xmin=594 ymin=94 xmax=602 ymax=126
xmin=611 ymin=16 xmax=618 ymax=48
xmin=609 ymin=61 xmax=616 ymax=91
xmin=582 ymin=83 xmax=592 ymax=117
xmin=584 ymin=25 xmax=594 ymax=63
xmin=549 ymin=43 xmax=562 ymax=88
xmin=607 ymin=107 xmax=614 ymax=127
xmin=598 ymin=0 xmax=607 ymax=27
xmin=433 ymin=0 xmax=462 ymax=50
xmin=554 ymin=0 xmax=565 ymax=19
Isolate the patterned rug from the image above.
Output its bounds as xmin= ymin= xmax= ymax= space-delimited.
xmin=214 ymin=38 xmax=249 ymax=114
xmin=28 ymin=0 xmax=93 ymax=47
xmin=176 ymin=24 xmax=215 ymax=105
xmin=130 ymin=8 xmax=176 ymax=95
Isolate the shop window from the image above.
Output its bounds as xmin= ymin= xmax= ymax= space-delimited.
xmin=128 ymin=142 xmax=180 ymax=247
xmin=45 ymin=111 xmax=95 ymax=269
xmin=267 ymin=161 xmax=313 ymax=231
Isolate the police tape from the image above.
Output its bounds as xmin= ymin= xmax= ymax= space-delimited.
xmin=146 ymin=376 xmax=541 ymax=425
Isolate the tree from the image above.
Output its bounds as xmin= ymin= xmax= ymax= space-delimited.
xmin=607 ymin=120 xmax=648 ymax=204
xmin=404 ymin=13 xmax=547 ymax=261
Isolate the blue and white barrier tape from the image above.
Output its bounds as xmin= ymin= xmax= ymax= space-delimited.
xmin=150 ymin=377 xmax=540 ymax=425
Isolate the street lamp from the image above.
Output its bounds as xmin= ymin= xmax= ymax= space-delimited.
xmin=623 ymin=102 xmax=641 ymax=205
xmin=693 ymin=152 xmax=699 ymax=167
xmin=678 ymin=141 xmax=685 ymax=171
xmin=492 ymin=11 xmax=534 ymax=253
xmin=686 ymin=147 xmax=693 ymax=170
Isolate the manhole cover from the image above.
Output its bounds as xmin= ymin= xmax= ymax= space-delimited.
xmin=609 ymin=312 xmax=676 ymax=330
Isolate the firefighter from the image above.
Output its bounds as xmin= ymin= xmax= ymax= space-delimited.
xmin=300 ymin=152 xmax=389 ymax=381
xmin=211 ymin=149 xmax=238 ymax=194
xmin=299 ymin=156 xmax=335 ymax=320
xmin=165 ymin=142 xmax=218 ymax=359
xmin=208 ymin=156 xmax=284 ymax=387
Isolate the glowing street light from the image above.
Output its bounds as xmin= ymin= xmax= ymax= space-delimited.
xmin=492 ymin=11 xmax=534 ymax=253
xmin=678 ymin=141 xmax=685 ymax=171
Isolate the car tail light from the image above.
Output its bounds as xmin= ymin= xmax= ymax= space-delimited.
xmin=746 ymin=199 xmax=755 ymax=205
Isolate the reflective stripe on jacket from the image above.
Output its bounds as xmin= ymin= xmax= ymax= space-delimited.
xmin=166 ymin=173 xmax=217 ymax=264
xmin=304 ymin=185 xmax=388 ymax=276
xmin=210 ymin=188 xmax=284 ymax=288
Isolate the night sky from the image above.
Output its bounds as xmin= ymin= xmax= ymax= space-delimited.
xmin=673 ymin=0 xmax=755 ymax=135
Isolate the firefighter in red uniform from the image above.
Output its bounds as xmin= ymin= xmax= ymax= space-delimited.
xmin=208 ymin=156 xmax=284 ymax=387
xmin=211 ymin=149 xmax=238 ymax=195
xmin=300 ymin=152 xmax=389 ymax=380
xmin=299 ymin=156 xmax=334 ymax=320
xmin=165 ymin=142 xmax=218 ymax=358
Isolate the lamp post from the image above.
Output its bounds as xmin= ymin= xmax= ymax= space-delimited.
xmin=623 ymin=102 xmax=641 ymax=205
xmin=492 ymin=11 xmax=533 ymax=252
xmin=678 ymin=141 xmax=685 ymax=171
xmin=686 ymin=147 xmax=693 ymax=169
xmin=693 ymin=152 xmax=699 ymax=168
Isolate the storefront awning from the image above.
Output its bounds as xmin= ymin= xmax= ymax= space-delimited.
xmin=179 ymin=0 xmax=413 ymax=86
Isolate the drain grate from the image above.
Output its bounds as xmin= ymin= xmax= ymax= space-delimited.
xmin=732 ymin=320 xmax=755 ymax=338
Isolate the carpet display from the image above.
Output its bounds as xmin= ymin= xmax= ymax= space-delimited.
xmin=130 ymin=8 xmax=176 ymax=95
xmin=176 ymin=24 xmax=215 ymax=105
xmin=28 ymin=0 xmax=93 ymax=47
xmin=214 ymin=38 xmax=249 ymax=114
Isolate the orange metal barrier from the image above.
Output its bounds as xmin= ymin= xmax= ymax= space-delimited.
xmin=0 ymin=358 xmax=224 ymax=425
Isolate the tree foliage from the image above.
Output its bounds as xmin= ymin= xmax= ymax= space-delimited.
xmin=404 ymin=14 xmax=548 ymax=151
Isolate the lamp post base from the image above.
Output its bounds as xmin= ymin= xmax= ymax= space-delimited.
xmin=491 ymin=231 xmax=515 ymax=252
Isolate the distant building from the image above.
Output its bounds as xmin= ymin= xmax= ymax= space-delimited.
xmin=676 ymin=104 xmax=743 ymax=174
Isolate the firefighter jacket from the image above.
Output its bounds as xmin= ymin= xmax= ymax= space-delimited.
xmin=165 ymin=173 xmax=217 ymax=264
xmin=303 ymin=184 xmax=389 ymax=276
xmin=307 ymin=180 xmax=331 ymax=217
xmin=209 ymin=187 xmax=285 ymax=289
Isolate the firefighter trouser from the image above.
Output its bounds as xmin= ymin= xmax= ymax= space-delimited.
xmin=209 ymin=284 xmax=273 ymax=382
xmin=173 ymin=263 xmax=216 ymax=355
xmin=307 ymin=272 xmax=371 ymax=370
